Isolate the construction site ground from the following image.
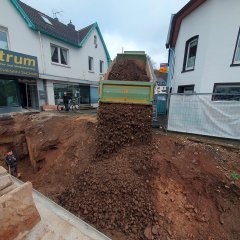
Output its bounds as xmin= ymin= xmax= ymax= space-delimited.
xmin=0 ymin=111 xmax=239 ymax=240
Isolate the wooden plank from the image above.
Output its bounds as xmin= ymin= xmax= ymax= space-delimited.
xmin=25 ymin=135 xmax=37 ymax=173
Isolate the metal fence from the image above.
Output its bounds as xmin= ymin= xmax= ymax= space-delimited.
xmin=167 ymin=93 xmax=240 ymax=140
xmin=152 ymin=94 xmax=168 ymax=128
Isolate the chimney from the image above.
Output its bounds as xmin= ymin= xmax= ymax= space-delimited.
xmin=67 ymin=20 xmax=75 ymax=31
xmin=54 ymin=17 xmax=59 ymax=22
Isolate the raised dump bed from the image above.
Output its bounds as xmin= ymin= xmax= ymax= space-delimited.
xmin=99 ymin=52 xmax=156 ymax=105
xmin=99 ymin=80 xmax=154 ymax=105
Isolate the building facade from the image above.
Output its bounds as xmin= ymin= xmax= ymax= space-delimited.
xmin=165 ymin=0 xmax=240 ymax=140
xmin=0 ymin=0 xmax=110 ymax=113
xmin=166 ymin=0 xmax=240 ymax=99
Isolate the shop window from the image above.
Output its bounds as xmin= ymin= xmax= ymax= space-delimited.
xmin=90 ymin=86 xmax=99 ymax=104
xmin=182 ymin=36 xmax=199 ymax=72
xmin=0 ymin=80 xmax=19 ymax=106
xmin=88 ymin=56 xmax=94 ymax=71
xmin=0 ymin=27 xmax=9 ymax=50
xmin=100 ymin=60 xmax=104 ymax=73
xmin=53 ymin=83 xmax=81 ymax=105
xmin=51 ymin=44 xmax=68 ymax=65
xmin=212 ymin=83 xmax=240 ymax=101
xmin=177 ymin=85 xmax=195 ymax=93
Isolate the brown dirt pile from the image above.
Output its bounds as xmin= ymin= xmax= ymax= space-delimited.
xmin=152 ymin=134 xmax=240 ymax=240
xmin=108 ymin=59 xmax=149 ymax=82
xmin=87 ymin=57 xmax=158 ymax=238
xmin=86 ymin=57 xmax=159 ymax=239
xmin=95 ymin=103 xmax=152 ymax=159
xmin=59 ymin=145 xmax=160 ymax=240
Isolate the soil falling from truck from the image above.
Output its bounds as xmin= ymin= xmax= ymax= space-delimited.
xmin=61 ymin=57 xmax=162 ymax=239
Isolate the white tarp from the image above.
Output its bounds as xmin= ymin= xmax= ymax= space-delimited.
xmin=168 ymin=94 xmax=240 ymax=140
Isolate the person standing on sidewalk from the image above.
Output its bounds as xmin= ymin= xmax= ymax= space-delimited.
xmin=63 ymin=91 xmax=71 ymax=111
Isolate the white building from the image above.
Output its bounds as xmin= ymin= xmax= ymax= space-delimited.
xmin=166 ymin=0 xmax=240 ymax=98
xmin=0 ymin=0 xmax=110 ymax=113
xmin=165 ymin=0 xmax=240 ymax=140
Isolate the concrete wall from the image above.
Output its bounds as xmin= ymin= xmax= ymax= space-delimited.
xmin=45 ymin=81 xmax=55 ymax=105
xmin=171 ymin=0 xmax=240 ymax=93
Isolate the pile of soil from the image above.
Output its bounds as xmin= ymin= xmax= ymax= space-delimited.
xmin=59 ymin=145 xmax=160 ymax=240
xmin=95 ymin=103 xmax=152 ymax=159
xmin=152 ymin=134 xmax=240 ymax=240
xmin=86 ymin=57 xmax=159 ymax=239
xmin=108 ymin=59 xmax=149 ymax=82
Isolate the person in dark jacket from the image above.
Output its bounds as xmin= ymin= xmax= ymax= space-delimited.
xmin=62 ymin=91 xmax=71 ymax=111
xmin=5 ymin=151 xmax=18 ymax=177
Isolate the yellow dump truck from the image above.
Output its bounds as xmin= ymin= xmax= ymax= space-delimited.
xmin=99 ymin=51 xmax=156 ymax=105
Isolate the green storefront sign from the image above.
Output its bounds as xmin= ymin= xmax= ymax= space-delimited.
xmin=0 ymin=48 xmax=39 ymax=78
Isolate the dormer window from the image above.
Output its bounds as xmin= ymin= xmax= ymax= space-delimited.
xmin=41 ymin=15 xmax=53 ymax=25
xmin=94 ymin=35 xmax=98 ymax=48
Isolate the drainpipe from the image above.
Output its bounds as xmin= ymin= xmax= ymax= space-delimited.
xmin=166 ymin=47 xmax=175 ymax=128
xmin=38 ymin=31 xmax=49 ymax=106
xmin=168 ymin=48 xmax=175 ymax=92
xmin=38 ymin=31 xmax=46 ymax=74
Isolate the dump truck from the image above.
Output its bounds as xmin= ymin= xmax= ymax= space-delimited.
xmin=99 ymin=51 xmax=156 ymax=105
xmin=95 ymin=51 xmax=156 ymax=158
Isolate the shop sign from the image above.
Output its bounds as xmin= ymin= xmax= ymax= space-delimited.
xmin=159 ymin=63 xmax=168 ymax=73
xmin=0 ymin=48 xmax=39 ymax=78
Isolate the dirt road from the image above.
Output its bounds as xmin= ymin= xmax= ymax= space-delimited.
xmin=0 ymin=112 xmax=239 ymax=240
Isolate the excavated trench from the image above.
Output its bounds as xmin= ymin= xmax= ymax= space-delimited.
xmin=0 ymin=113 xmax=240 ymax=240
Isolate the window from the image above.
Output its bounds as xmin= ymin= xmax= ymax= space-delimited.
xmin=182 ymin=36 xmax=199 ymax=72
xmin=41 ymin=15 xmax=53 ymax=25
xmin=177 ymin=85 xmax=195 ymax=93
xmin=212 ymin=83 xmax=240 ymax=101
xmin=100 ymin=60 xmax=104 ymax=73
xmin=0 ymin=79 xmax=19 ymax=106
xmin=53 ymin=83 xmax=80 ymax=105
xmin=88 ymin=57 xmax=94 ymax=71
xmin=0 ymin=28 xmax=8 ymax=50
xmin=231 ymin=27 xmax=240 ymax=66
xmin=51 ymin=45 xmax=68 ymax=65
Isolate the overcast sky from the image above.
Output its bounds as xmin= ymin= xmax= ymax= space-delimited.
xmin=22 ymin=0 xmax=189 ymax=68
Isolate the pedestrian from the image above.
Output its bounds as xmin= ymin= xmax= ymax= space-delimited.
xmin=63 ymin=91 xmax=71 ymax=111
xmin=5 ymin=150 xmax=20 ymax=177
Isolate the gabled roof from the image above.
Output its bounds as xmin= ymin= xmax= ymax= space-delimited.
xmin=166 ymin=0 xmax=206 ymax=48
xmin=10 ymin=0 xmax=111 ymax=64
